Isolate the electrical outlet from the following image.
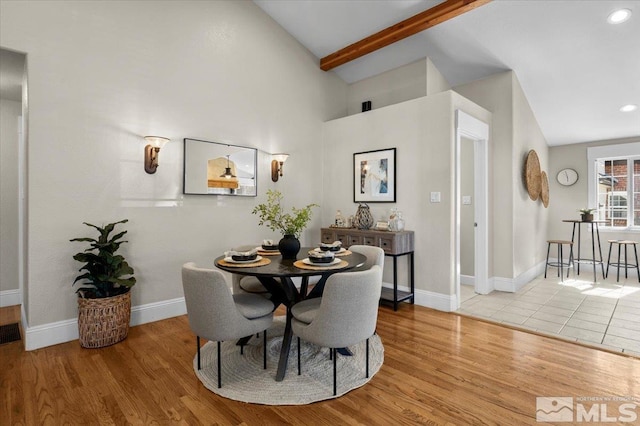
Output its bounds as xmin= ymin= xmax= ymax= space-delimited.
xmin=430 ymin=192 xmax=441 ymax=203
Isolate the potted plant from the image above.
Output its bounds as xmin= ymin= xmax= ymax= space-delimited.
xmin=579 ymin=208 xmax=595 ymax=222
xmin=252 ymin=190 xmax=318 ymax=259
xmin=70 ymin=219 xmax=136 ymax=348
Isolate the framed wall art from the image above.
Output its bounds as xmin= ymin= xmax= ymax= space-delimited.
xmin=353 ymin=148 xmax=396 ymax=203
xmin=183 ymin=138 xmax=257 ymax=196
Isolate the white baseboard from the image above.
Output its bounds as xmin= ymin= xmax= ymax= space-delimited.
xmin=382 ymin=281 xmax=456 ymax=312
xmin=415 ymin=289 xmax=457 ymax=312
xmin=0 ymin=289 xmax=21 ymax=307
xmin=130 ymin=297 xmax=186 ymax=325
xmin=494 ymin=261 xmax=546 ymax=293
xmin=24 ymin=318 xmax=79 ymax=350
xmin=24 ymin=297 xmax=186 ymax=351
xmin=460 ymin=275 xmax=475 ymax=286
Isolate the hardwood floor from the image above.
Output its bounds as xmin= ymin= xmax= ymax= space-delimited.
xmin=1 ymin=303 xmax=638 ymax=425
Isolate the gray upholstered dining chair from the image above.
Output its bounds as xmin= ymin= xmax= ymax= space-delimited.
xmin=181 ymin=262 xmax=274 ymax=388
xmin=306 ymin=244 xmax=384 ymax=300
xmin=230 ymin=244 xmax=271 ymax=296
xmin=348 ymin=245 xmax=385 ymax=270
xmin=291 ymin=265 xmax=383 ymax=395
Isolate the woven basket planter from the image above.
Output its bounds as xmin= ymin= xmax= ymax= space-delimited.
xmin=77 ymin=291 xmax=131 ymax=348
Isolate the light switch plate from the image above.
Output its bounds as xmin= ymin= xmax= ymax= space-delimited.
xmin=430 ymin=192 xmax=441 ymax=203
xmin=463 ymin=196 xmax=472 ymax=205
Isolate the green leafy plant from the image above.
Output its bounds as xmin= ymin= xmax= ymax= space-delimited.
xmin=70 ymin=219 xmax=136 ymax=298
xmin=252 ymin=190 xmax=318 ymax=238
xmin=579 ymin=208 xmax=596 ymax=214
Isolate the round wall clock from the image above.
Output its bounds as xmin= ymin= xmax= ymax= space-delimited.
xmin=556 ymin=168 xmax=578 ymax=186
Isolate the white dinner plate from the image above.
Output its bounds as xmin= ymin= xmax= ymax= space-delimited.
xmin=224 ymin=255 xmax=263 ymax=264
xmin=313 ymin=247 xmax=346 ymax=254
xmin=302 ymin=258 xmax=341 ymax=266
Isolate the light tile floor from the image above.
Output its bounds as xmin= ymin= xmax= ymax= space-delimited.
xmin=457 ymin=271 xmax=640 ymax=357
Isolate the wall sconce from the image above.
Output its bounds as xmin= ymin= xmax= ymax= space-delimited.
xmin=144 ymin=136 xmax=170 ymax=174
xmin=271 ymin=153 xmax=289 ymax=182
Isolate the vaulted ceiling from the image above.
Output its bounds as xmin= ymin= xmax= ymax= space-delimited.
xmin=255 ymin=0 xmax=640 ymax=146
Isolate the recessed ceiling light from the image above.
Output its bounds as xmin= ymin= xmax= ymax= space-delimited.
xmin=607 ymin=9 xmax=631 ymax=24
xmin=620 ymin=104 xmax=638 ymax=112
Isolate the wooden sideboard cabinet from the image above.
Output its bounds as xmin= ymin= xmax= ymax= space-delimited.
xmin=320 ymin=227 xmax=414 ymax=310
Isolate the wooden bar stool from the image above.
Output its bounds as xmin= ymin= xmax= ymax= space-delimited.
xmin=545 ymin=240 xmax=574 ymax=281
xmin=605 ymin=240 xmax=640 ymax=282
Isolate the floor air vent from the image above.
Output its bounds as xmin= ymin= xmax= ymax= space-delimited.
xmin=0 ymin=322 xmax=21 ymax=344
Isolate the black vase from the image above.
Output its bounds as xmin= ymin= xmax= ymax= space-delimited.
xmin=279 ymin=234 xmax=301 ymax=260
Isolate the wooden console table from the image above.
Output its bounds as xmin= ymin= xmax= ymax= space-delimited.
xmin=321 ymin=227 xmax=415 ymax=311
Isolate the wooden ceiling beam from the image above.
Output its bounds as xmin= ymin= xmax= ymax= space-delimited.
xmin=320 ymin=0 xmax=491 ymax=71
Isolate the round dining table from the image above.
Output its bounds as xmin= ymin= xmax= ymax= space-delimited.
xmin=214 ymin=247 xmax=366 ymax=381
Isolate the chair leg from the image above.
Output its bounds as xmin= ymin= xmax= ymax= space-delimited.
xmin=634 ymin=244 xmax=640 ymax=283
xmin=263 ymin=330 xmax=268 ymax=370
xmin=329 ymin=348 xmax=332 ymax=360
xmin=624 ymin=244 xmax=629 ymax=279
xmin=333 ymin=348 xmax=337 ymax=396
xmin=366 ymin=338 xmax=370 ymax=378
xmin=197 ymin=336 xmax=201 ymax=370
xmin=559 ymin=244 xmax=564 ymax=281
xmin=297 ymin=337 xmax=301 ymax=375
xmin=544 ymin=242 xmax=551 ymax=278
xmin=217 ymin=341 xmax=222 ymax=389
xmin=617 ymin=243 xmax=622 ymax=282
xmin=568 ymin=244 xmax=574 ymax=278
xmin=606 ymin=242 xmax=613 ymax=278
xmin=240 ymin=343 xmax=244 ymax=355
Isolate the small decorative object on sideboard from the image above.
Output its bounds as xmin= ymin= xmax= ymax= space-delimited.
xmin=353 ymin=203 xmax=374 ymax=230
xmin=375 ymin=221 xmax=389 ymax=231
xmin=389 ymin=208 xmax=405 ymax=231
xmin=334 ymin=209 xmax=345 ymax=227
xmin=579 ymin=208 xmax=595 ymax=222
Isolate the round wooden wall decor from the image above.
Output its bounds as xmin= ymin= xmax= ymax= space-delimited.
xmin=540 ymin=171 xmax=549 ymax=208
xmin=525 ymin=150 xmax=542 ymax=201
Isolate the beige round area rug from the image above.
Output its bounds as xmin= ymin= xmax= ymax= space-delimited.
xmin=193 ymin=316 xmax=384 ymax=405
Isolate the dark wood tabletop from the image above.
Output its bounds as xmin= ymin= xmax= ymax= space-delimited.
xmin=214 ymin=247 xmax=367 ymax=381
xmin=214 ymin=247 xmax=367 ymax=278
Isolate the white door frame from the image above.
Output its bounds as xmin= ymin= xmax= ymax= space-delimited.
xmin=455 ymin=110 xmax=490 ymax=308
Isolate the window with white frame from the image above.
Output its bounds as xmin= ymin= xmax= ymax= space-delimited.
xmin=589 ymin=145 xmax=640 ymax=229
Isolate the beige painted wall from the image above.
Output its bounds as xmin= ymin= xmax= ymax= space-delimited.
xmin=0 ymin=99 xmax=21 ymax=294
xmin=426 ymin=58 xmax=451 ymax=96
xmin=0 ymin=0 xmax=347 ymax=328
xmin=322 ymin=92 xmax=490 ymax=298
xmin=454 ymin=71 xmax=549 ymax=280
xmin=460 ymin=137 xmax=475 ymax=276
xmin=347 ymin=57 xmax=450 ymax=116
xmin=512 ymin=73 xmax=549 ymax=276
xmin=548 ymin=137 xmax=640 ymax=264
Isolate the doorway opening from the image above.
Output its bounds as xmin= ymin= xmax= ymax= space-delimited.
xmin=455 ymin=110 xmax=489 ymax=309
xmin=0 ymin=47 xmax=28 ymax=329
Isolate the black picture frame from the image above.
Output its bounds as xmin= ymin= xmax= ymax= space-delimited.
xmin=183 ymin=138 xmax=257 ymax=197
xmin=353 ymin=148 xmax=396 ymax=203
